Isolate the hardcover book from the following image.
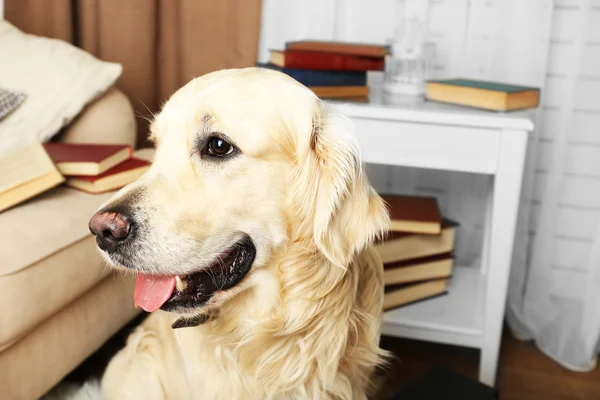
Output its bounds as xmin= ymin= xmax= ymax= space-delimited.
xmin=269 ymin=49 xmax=385 ymax=71
xmin=375 ymin=219 xmax=458 ymax=264
xmin=384 ymin=253 xmax=454 ymax=286
xmin=257 ymin=63 xmax=367 ymax=87
xmin=42 ymin=142 xmax=132 ymax=176
xmin=65 ymin=157 xmax=150 ymax=194
xmin=384 ymin=278 xmax=449 ymax=311
xmin=381 ymin=194 xmax=442 ymax=234
xmin=285 ymin=40 xmax=390 ymax=58
xmin=425 ymin=78 xmax=540 ymax=111
xmin=0 ymin=143 xmax=64 ymax=212
xmin=309 ymin=86 xmax=369 ymax=99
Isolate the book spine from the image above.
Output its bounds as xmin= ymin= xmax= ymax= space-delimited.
xmin=282 ymin=68 xmax=367 ymax=86
xmin=256 ymin=63 xmax=368 ymax=86
xmin=285 ymin=41 xmax=389 ymax=58
xmin=284 ymin=51 xmax=384 ymax=71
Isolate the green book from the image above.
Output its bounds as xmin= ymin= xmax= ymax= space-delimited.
xmin=425 ymin=78 xmax=540 ymax=111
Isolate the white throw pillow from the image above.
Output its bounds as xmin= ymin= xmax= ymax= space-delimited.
xmin=0 ymin=21 xmax=122 ymax=156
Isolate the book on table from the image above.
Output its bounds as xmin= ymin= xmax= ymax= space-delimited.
xmin=285 ymin=40 xmax=390 ymax=57
xmin=262 ymin=40 xmax=388 ymax=102
xmin=256 ymin=63 xmax=367 ymax=87
xmin=269 ymin=49 xmax=385 ymax=71
xmin=309 ymin=86 xmax=370 ymax=99
xmin=0 ymin=142 xmax=64 ymax=212
xmin=42 ymin=142 xmax=132 ymax=176
xmin=257 ymin=62 xmax=369 ymax=100
xmin=65 ymin=157 xmax=151 ymax=194
xmin=425 ymin=78 xmax=540 ymax=111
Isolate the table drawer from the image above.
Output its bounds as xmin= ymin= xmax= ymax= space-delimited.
xmin=350 ymin=118 xmax=502 ymax=174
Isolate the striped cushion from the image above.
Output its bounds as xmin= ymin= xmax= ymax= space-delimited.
xmin=0 ymin=87 xmax=26 ymax=120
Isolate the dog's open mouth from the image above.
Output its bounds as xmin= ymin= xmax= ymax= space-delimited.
xmin=133 ymin=235 xmax=256 ymax=313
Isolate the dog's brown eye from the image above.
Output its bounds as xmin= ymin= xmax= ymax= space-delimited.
xmin=206 ymin=137 xmax=234 ymax=157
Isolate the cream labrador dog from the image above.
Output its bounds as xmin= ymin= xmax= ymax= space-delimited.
xmin=88 ymin=67 xmax=390 ymax=400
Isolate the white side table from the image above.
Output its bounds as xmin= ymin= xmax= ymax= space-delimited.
xmin=329 ymin=97 xmax=534 ymax=387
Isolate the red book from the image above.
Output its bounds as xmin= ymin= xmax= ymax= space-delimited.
xmin=285 ymin=40 xmax=390 ymax=58
xmin=269 ymin=49 xmax=385 ymax=71
xmin=381 ymin=194 xmax=443 ymax=234
xmin=65 ymin=157 xmax=150 ymax=194
xmin=42 ymin=143 xmax=132 ymax=176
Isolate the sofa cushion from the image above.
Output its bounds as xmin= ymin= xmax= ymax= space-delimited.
xmin=0 ymin=20 xmax=122 ymax=156
xmin=0 ymin=186 xmax=114 ymax=277
xmin=0 ymin=236 xmax=109 ymax=348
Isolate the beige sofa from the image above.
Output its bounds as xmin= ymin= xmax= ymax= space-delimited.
xmin=0 ymin=88 xmax=144 ymax=400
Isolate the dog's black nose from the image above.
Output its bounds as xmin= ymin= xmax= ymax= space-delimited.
xmin=89 ymin=211 xmax=132 ymax=252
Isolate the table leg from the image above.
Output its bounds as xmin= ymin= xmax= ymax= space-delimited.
xmin=480 ymin=177 xmax=494 ymax=276
xmin=479 ymin=130 xmax=528 ymax=386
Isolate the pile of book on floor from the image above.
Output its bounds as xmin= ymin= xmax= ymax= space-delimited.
xmin=259 ymin=40 xmax=389 ymax=101
xmin=375 ymin=194 xmax=459 ymax=311
xmin=0 ymin=142 xmax=151 ymax=212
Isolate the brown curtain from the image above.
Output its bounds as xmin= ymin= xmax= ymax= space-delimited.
xmin=5 ymin=0 xmax=263 ymax=147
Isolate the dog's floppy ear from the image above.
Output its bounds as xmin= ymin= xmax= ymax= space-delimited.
xmin=293 ymin=102 xmax=390 ymax=267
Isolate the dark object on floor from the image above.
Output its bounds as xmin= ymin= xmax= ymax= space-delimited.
xmin=388 ymin=366 xmax=499 ymax=400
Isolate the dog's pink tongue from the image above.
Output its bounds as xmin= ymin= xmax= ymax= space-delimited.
xmin=134 ymin=274 xmax=176 ymax=312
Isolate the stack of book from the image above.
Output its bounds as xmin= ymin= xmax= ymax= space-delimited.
xmin=260 ymin=40 xmax=389 ymax=101
xmin=43 ymin=143 xmax=151 ymax=194
xmin=0 ymin=142 xmax=151 ymax=213
xmin=376 ymin=194 xmax=459 ymax=311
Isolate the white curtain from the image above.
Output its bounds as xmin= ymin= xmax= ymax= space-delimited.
xmin=258 ymin=0 xmax=600 ymax=371
xmin=506 ymin=0 xmax=600 ymax=371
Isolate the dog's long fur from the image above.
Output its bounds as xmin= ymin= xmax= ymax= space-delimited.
xmin=97 ymin=68 xmax=390 ymax=399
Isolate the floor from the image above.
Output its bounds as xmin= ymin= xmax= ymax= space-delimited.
xmin=375 ymin=327 xmax=600 ymax=399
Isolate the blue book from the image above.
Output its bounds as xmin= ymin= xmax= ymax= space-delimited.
xmin=256 ymin=63 xmax=367 ymax=87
